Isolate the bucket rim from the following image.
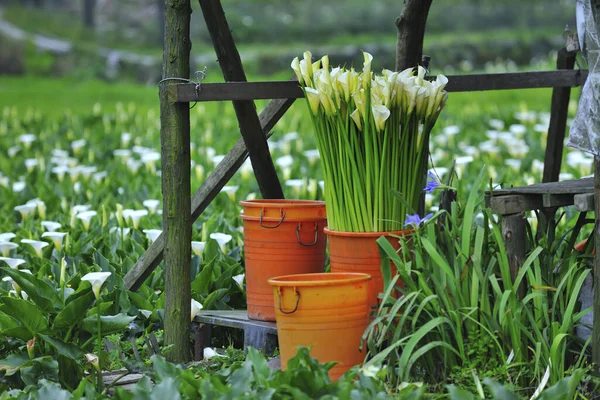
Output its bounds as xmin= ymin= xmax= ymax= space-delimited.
xmin=268 ymin=272 xmax=371 ymax=287
xmin=240 ymin=199 xmax=326 ymax=209
xmin=323 ymin=227 xmax=413 ymax=238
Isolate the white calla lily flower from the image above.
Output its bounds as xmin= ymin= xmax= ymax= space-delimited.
xmin=41 ymin=221 xmax=62 ymax=232
xmin=191 ymin=241 xmax=206 ymax=256
xmin=77 ymin=211 xmax=97 ymax=231
xmin=21 ymin=239 xmax=49 ymax=257
xmin=0 ymin=242 xmax=18 ymax=257
xmin=0 ymin=233 xmax=16 ymax=242
xmin=41 ymin=232 xmax=68 ymax=251
xmin=14 ymin=204 xmax=37 ymax=221
xmin=232 ymin=274 xmax=245 ymax=292
xmin=0 ymin=257 xmax=26 ymax=269
xmin=142 ymin=199 xmax=161 ymax=214
xmin=81 ymin=272 xmax=112 ymax=299
xmin=122 ymin=209 xmax=148 ymax=229
xmin=210 ymin=233 xmax=233 ymax=253
xmin=191 ymin=298 xmax=203 ymax=321
xmin=143 ymin=229 xmax=162 ymax=244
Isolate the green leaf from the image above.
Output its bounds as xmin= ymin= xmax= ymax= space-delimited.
xmin=128 ymin=291 xmax=154 ymax=312
xmin=81 ymin=313 xmax=135 ymax=336
xmin=150 ymin=377 xmax=182 ymax=400
xmin=447 ymin=385 xmax=478 ymax=400
xmin=20 ymin=356 xmax=59 ymax=386
xmin=191 ymin=261 xmax=215 ymax=296
xmin=0 ymin=296 xmax=48 ymax=336
xmin=41 ymin=334 xmax=85 ymax=360
xmin=203 ymin=289 xmax=230 ymax=310
xmin=247 ymin=347 xmax=271 ymax=383
xmin=53 ymin=291 xmax=95 ymax=330
xmin=538 ymin=369 xmax=586 ymax=400
xmin=2 ymin=267 xmax=63 ymax=313
xmin=0 ymin=353 xmax=29 ymax=376
xmin=34 ymin=380 xmax=73 ymax=400
xmin=483 ymin=377 xmax=520 ymax=400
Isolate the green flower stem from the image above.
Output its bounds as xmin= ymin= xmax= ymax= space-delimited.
xmin=96 ymin=299 xmax=103 ymax=392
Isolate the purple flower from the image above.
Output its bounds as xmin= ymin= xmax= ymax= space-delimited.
xmin=404 ymin=213 xmax=434 ymax=227
xmin=423 ymin=171 xmax=441 ymax=193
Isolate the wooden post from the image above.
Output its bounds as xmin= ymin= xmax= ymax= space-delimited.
xmin=159 ymin=0 xmax=192 ymax=362
xmin=503 ymin=212 xmax=526 ymax=298
xmin=594 ymin=158 xmax=600 ymax=370
xmin=199 ymin=0 xmax=284 ymax=200
xmin=395 ymin=0 xmax=433 ymax=71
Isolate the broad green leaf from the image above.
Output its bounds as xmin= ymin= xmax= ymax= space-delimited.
xmin=2 ymin=327 xmax=34 ymax=342
xmin=192 ymin=261 xmax=215 ymax=296
xmin=128 ymin=291 xmax=154 ymax=311
xmin=53 ymin=291 xmax=95 ymax=330
xmin=81 ymin=313 xmax=135 ymax=335
xmin=0 ymin=296 xmax=48 ymax=336
xmin=41 ymin=334 xmax=85 ymax=360
xmin=203 ymin=289 xmax=230 ymax=310
xmin=0 ymin=353 xmax=29 ymax=376
xmin=35 ymin=380 xmax=73 ymax=400
xmin=2 ymin=267 xmax=63 ymax=313
xmin=20 ymin=356 xmax=59 ymax=386
xmin=538 ymin=368 xmax=586 ymax=400
xmin=247 ymin=347 xmax=271 ymax=383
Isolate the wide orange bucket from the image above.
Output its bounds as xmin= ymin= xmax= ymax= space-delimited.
xmin=325 ymin=228 xmax=412 ymax=310
xmin=268 ymin=272 xmax=371 ymax=381
xmin=240 ymin=200 xmax=327 ymax=321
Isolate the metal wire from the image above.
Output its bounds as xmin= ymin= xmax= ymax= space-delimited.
xmin=158 ymin=67 xmax=207 ymax=110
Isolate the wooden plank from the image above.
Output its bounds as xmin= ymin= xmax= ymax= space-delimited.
xmin=574 ymin=193 xmax=595 ymax=212
xmin=198 ymin=0 xmax=284 ymax=200
xmin=488 ymin=178 xmax=594 ymax=196
xmin=160 ymin=0 xmax=192 ymax=362
xmin=542 ymin=193 xmax=575 ymax=208
xmin=172 ymin=70 xmax=589 ymax=103
xmin=594 ymin=157 xmax=600 ymax=370
xmin=542 ymin=49 xmax=577 ymax=183
xmin=195 ymin=310 xmax=277 ymax=334
xmin=123 ymin=96 xmax=296 ymax=291
xmin=489 ymin=194 xmax=543 ymax=214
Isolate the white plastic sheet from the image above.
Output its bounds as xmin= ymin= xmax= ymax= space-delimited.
xmin=568 ymin=0 xmax=600 ymax=155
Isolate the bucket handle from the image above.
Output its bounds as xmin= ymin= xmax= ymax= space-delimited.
xmin=296 ymin=223 xmax=319 ymax=247
xmin=277 ymin=287 xmax=300 ymax=314
xmin=259 ymin=209 xmax=285 ymax=229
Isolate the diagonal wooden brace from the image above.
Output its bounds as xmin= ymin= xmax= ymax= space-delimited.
xmin=123 ymin=96 xmax=295 ymax=291
xmin=198 ymin=0 xmax=284 ymax=200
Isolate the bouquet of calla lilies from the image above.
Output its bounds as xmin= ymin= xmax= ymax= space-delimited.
xmin=292 ymin=51 xmax=448 ymax=232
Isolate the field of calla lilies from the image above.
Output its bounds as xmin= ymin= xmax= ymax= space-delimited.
xmin=0 ymin=70 xmax=598 ymax=397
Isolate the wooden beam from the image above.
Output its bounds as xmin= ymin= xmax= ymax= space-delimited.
xmin=198 ymin=0 xmax=284 ymax=200
xmin=160 ymin=0 xmax=192 ymax=362
xmin=123 ymin=96 xmax=296 ymax=291
xmin=171 ymin=70 xmax=589 ymax=103
xmin=488 ymin=194 xmax=543 ymax=215
xmin=542 ymin=49 xmax=577 ymax=183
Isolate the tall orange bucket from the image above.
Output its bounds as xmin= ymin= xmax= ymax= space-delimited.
xmin=240 ymin=200 xmax=327 ymax=321
xmin=268 ymin=272 xmax=371 ymax=381
xmin=325 ymin=228 xmax=412 ymax=310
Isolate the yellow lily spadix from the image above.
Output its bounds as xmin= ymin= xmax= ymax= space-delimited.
xmin=294 ymin=52 xmax=448 ymax=231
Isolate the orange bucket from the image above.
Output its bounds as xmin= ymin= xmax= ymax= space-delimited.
xmin=325 ymin=227 xmax=412 ymax=310
xmin=268 ymin=272 xmax=371 ymax=381
xmin=240 ymin=200 xmax=327 ymax=321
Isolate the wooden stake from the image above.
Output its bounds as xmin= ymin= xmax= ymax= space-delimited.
xmin=160 ymin=0 xmax=192 ymax=362
xmin=395 ymin=0 xmax=433 ymax=71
